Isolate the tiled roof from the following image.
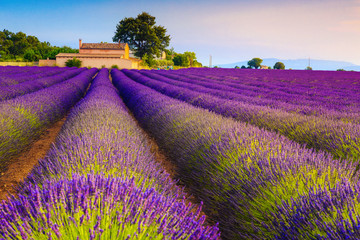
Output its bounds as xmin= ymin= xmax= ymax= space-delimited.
xmin=56 ymin=53 xmax=124 ymax=58
xmin=81 ymin=43 xmax=126 ymax=50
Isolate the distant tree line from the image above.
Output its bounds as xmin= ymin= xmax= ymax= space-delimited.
xmin=235 ymin=58 xmax=286 ymax=70
xmin=0 ymin=29 xmax=78 ymax=62
xmin=141 ymin=48 xmax=202 ymax=68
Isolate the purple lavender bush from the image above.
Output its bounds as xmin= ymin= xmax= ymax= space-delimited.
xmin=0 ymin=66 xmax=67 ymax=87
xmin=112 ymin=68 xmax=360 ymax=239
xmin=0 ymin=68 xmax=98 ymax=170
xmin=0 ymin=68 xmax=220 ymax=239
xmin=121 ymin=69 xmax=360 ymax=162
xmin=140 ymin=69 xmax=360 ymax=123
xmin=0 ymin=67 xmax=85 ymax=101
xmin=1 ymin=174 xmax=219 ymax=239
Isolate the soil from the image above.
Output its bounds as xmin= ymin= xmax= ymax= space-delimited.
xmin=0 ymin=93 xmax=215 ymax=233
xmin=0 ymin=117 xmax=66 ymax=201
xmin=126 ymin=111 xmax=214 ymax=225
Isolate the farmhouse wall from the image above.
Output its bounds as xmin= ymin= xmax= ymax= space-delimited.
xmin=79 ymin=49 xmax=125 ymax=55
xmin=56 ymin=40 xmax=139 ymax=68
xmin=56 ymin=55 xmax=132 ymax=69
xmin=131 ymin=60 xmax=141 ymax=69
xmin=39 ymin=59 xmax=56 ymax=66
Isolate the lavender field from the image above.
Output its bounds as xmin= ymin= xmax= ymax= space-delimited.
xmin=1 ymin=66 xmax=360 ymax=239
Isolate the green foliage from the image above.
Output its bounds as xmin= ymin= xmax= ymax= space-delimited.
xmin=164 ymin=47 xmax=175 ymax=60
xmin=0 ymin=29 xmax=78 ymax=61
xmin=192 ymin=60 xmax=202 ymax=67
xmin=111 ymin=65 xmax=119 ymax=69
xmin=183 ymin=52 xmax=196 ymax=67
xmin=241 ymin=65 xmax=247 ymax=69
xmin=65 ymin=57 xmax=82 ymax=68
xmin=23 ymin=49 xmax=41 ymax=62
xmin=234 ymin=66 xmax=240 ymax=69
xmin=141 ymin=53 xmax=156 ymax=67
xmin=247 ymin=58 xmax=263 ymax=69
xmin=306 ymin=66 xmax=313 ymax=70
xmin=273 ymin=62 xmax=285 ymax=70
xmin=337 ymin=69 xmax=345 ymax=71
xmin=173 ymin=54 xmax=190 ymax=67
xmin=113 ymin=12 xmax=170 ymax=59
xmin=44 ymin=46 xmax=78 ymax=60
xmin=154 ymin=59 xmax=174 ymax=68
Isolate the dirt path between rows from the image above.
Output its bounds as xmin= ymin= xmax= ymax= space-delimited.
xmin=0 ymin=117 xmax=66 ymax=201
xmin=126 ymin=110 xmax=215 ymax=227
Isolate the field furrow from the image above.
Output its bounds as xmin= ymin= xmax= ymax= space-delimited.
xmin=0 ymin=68 xmax=98 ymax=170
xmin=0 ymin=69 xmax=220 ymax=239
xmin=112 ymin=68 xmax=360 ymax=239
xmin=121 ymin=69 xmax=360 ymax=162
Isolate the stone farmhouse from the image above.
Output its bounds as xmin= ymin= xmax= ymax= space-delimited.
xmin=55 ymin=39 xmax=141 ymax=69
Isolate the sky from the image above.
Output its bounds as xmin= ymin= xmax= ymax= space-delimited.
xmin=1 ymin=0 xmax=360 ymax=66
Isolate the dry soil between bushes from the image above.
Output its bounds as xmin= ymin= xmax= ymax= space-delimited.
xmin=0 ymin=117 xmax=66 ymax=201
xmin=0 ymin=97 xmax=215 ymax=233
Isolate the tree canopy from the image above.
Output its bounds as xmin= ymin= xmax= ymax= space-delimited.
xmin=141 ymin=49 xmax=202 ymax=69
xmin=247 ymin=58 xmax=263 ymax=69
xmin=172 ymin=51 xmax=202 ymax=68
xmin=113 ymin=12 xmax=170 ymax=59
xmin=0 ymin=29 xmax=78 ymax=61
xmin=273 ymin=62 xmax=285 ymax=69
xmin=173 ymin=54 xmax=190 ymax=67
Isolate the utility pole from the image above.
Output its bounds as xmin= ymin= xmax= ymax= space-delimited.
xmin=209 ymin=55 xmax=212 ymax=68
xmin=308 ymin=57 xmax=311 ymax=68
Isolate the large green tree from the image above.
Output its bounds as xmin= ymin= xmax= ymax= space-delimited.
xmin=113 ymin=12 xmax=170 ymax=59
xmin=247 ymin=57 xmax=263 ymax=69
xmin=273 ymin=61 xmax=285 ymax=69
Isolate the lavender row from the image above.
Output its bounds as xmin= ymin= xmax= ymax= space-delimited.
xmin=167 ymin=69 xmax=360 ymax=117
xmin=22 ymin=68 xmax=182 ymax=194
xmin=179 ymin=68 xmax=360 ymax=94
xmin=139 ymin=70 xmax=360 ymax=121
xmin=0 ymin=69 xmax=220 ymax=239
xmin=0 ymin=66 xmax=67 ymax=87
xmin=122 ymin=69 xmax=360 ymax=162
xmin=0 ymin=68 xmax=98 ymax=170
xmin=151 ymin=69 xmax=360 ymax=116
xmin=0 ymin=67 xmax=85 ymax=101
xmin=112 ymin=68 xmax=360 ymax=239
xmin=166 ymin=69 xmax=358 ymax=104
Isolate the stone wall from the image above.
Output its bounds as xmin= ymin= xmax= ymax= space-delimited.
xmin=56 ymin=56 xmax=133 ymax=69
xmin=0 ymin=62 xmax=37 ymax=66
xmin=79 ymin=49 xmax=125 ymax=55
xmin=39 ymin=59 xmax=56 ymax=66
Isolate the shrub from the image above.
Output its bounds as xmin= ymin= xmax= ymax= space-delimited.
xmin=65 ymin=57 xmax=82 ymax=67
xmin=111 ymin=64 xmax=119 ymax=69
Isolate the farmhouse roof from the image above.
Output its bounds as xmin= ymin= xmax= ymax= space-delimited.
xmin=56 ymin=53 xmax=124 ymax=58
xmin=81 ymin=42 xmax=127 ymax=50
